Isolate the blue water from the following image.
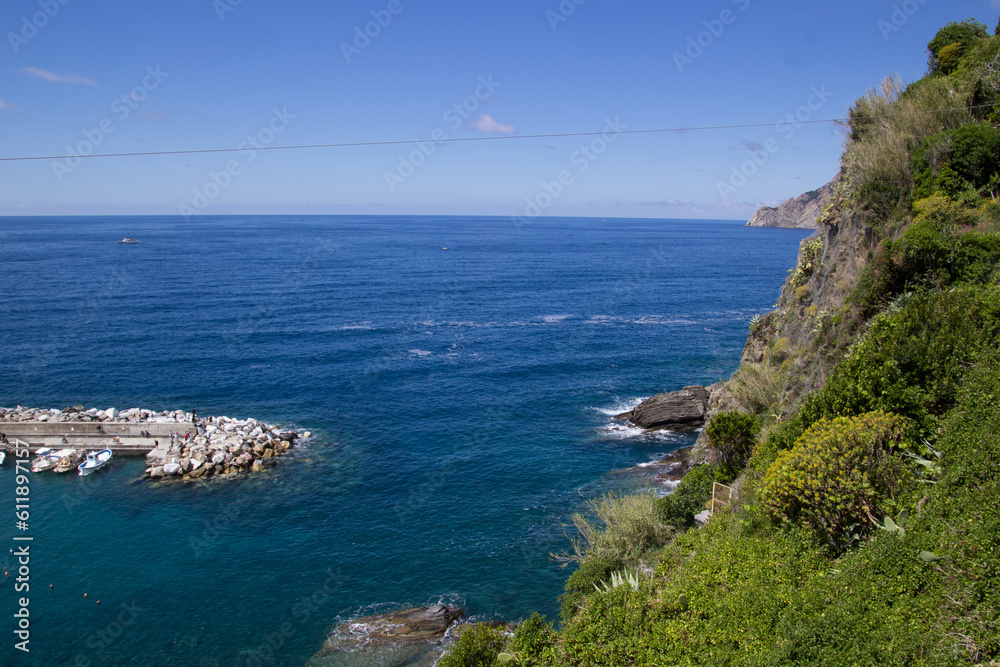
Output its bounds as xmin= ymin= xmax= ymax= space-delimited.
xmin=0 ymin=216 xmax=809 ymax=666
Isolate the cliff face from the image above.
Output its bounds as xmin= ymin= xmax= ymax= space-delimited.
xmin=746 ymin=178 xmax=836 ymax=228
xmin=744 ymin=192 xmax=873 ymax=404
xmin=696 ymin=173 xmax=870 ymax=454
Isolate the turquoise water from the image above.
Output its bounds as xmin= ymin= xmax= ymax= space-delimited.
xmin=0 ymin=216 xmax=810 ymax=665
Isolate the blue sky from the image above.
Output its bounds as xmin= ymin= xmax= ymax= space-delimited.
xmin=1 ymin=0 xmax=997 ymax=219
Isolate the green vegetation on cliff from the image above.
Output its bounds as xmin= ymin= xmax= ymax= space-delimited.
xmin=442 ymin=18 xmax=1000 ymax=666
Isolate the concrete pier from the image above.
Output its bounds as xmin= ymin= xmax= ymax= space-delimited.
xmin=0 ymin=422 xmax=196 ymax=455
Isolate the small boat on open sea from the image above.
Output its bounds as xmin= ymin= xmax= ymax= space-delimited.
xmin=31 ymin=447 xmax=58 ymax=473
xmin=78 ymin=449 xmax=112 ymax=476
xmin=117 ymin=238 xmax=139 ymax=244
xmin=53 ymin=448 xmax=83 ymax=473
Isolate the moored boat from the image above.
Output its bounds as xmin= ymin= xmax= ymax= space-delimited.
xmin=31 ymin=447 xmax=58 ymax=473
xmin=78 ymin=449 xmax=112 ymax=476
xmin=53 ymin=448 xmax=83 ymax=473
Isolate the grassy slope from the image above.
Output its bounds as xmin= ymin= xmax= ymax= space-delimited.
xmin=441 ymin=20 xmax=1000 ymax=667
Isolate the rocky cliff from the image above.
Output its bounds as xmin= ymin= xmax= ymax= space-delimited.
xmin=746 ymin=178 xmax=836 ymax=228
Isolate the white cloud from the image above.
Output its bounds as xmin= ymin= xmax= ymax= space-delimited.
xmin=18 ymin=67 xmax=97 ymax=86
xmin=468 ymin=113 xmax=516 ymax=134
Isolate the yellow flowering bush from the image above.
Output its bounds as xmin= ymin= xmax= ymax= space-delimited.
xmin=760 ymin=411 xmax=910 ymax=549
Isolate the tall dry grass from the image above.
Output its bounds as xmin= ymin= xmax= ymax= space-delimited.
xmin=729 ymin=362 xmax=784 ymax=417
xmin=567 ymin=492 xmax=672 ymax=564
xmin=842 ymin=75 xmax=975 ymax=220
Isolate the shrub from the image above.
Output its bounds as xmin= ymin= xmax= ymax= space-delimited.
xmin=852 ymin=209 xmax=1000 ymax=314
xmin=937 ymin=42 xmax=965 ymax=75
xmin=706 ymin=411 xmax=760 ymax=470
xmin=655 ymin=464 xmax=717 ymax=529
xmin=785 ymin=286 xmax=1000 ymax=450
xmin=770 ymin=336 xmax=791 ymax=363
xmin=438 ymin=623 xmax=507 ymax=667
xmin=559 ymin=553 xmax=621 ymax=621
xmin=927 ymin=19 xmax=989 ymax=72
xmin=509 ymin=613 xmax=556 ymax=666
xmin=913 ymin=124 xmax=1000 ymax=199
xmin=936 ymin=354 xmax=1000 ymax=487
xmin=760 ymin=411 xmax=912 ymax=549
xmin=787 ymin=235 xmax=825 ymax=291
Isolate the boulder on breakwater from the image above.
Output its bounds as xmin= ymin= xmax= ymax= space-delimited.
xmin=144 ymin=414 xmax=306 ymax=482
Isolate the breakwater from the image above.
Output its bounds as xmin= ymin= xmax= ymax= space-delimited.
xmin=0 ymin=405 xmax=310 ymax=481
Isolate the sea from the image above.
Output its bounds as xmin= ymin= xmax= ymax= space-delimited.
xmin=0 ymin=216 xmax=810 ymax=666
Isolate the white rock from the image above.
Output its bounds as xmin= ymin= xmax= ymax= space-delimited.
xmin=106 ymin=408 xmax=119 ymax=420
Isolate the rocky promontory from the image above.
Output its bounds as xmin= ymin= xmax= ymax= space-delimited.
xmin=615 ymin=386 xmax=710 ymax=431
xmin=746 ymin=179 xmax=835 ymax=228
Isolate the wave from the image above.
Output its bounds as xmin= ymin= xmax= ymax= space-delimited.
xmin=332 ymin=316 xmax=699 ymax=333
xmin=591 ymin=396 xmax=649 ymax=417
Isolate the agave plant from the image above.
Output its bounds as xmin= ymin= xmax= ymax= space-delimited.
xmin=594 ymin=568 xmax=647 ymax=593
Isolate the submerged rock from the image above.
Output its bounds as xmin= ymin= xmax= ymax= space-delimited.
xmin=311 ymin=605 xmax=463 ymax=664
xmin=616 ymin=386 xmax=710 ymax=431
xmin=307 ymin=605 xmax=462 ymax=667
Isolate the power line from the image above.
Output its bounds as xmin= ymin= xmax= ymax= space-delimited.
xmin=0 ymin=103 xmax=992 ymax=164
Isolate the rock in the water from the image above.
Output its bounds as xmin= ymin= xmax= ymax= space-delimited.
xmin=319 ymin=605 xmax=463 ymax=654
xmin=615 ymin=386 xmax=710 ymax=431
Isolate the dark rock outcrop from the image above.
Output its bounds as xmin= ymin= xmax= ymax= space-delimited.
xmin=308 ymin=605 xmax=463 ymax=666
xmin=615 ymin=386 xmax=710 ymax=431
xmin=746 ymin=179 xmax=835 ymax=228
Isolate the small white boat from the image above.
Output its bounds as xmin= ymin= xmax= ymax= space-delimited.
xmin=78 ymin=449 xmax=112 ymax=476
xmin=31 ymin=448 xmax=58 ymax=473
xmin=53 ymin=449 xmax=82 ymax=474
xmin=117 ymin=238 xmax=139 ymax=244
